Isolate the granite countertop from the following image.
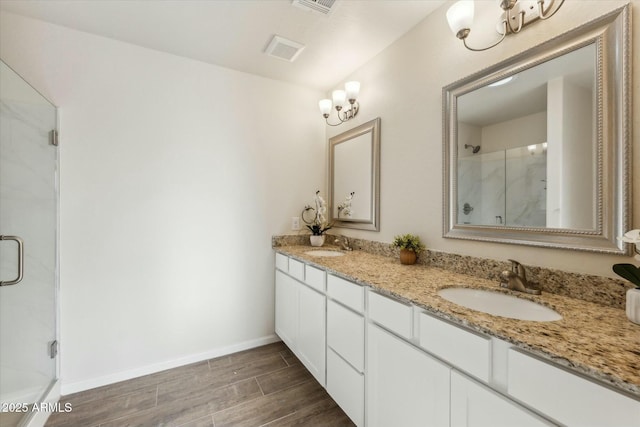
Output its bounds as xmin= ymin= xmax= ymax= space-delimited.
xmin=274 ymin=245 xmax=640 ymax=398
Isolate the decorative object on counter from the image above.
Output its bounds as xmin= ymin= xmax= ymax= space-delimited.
xmin=619 ymin=229 xmax=640 ymax=261
xmin=612 ymin=265 xmax=640 ymax=326
xmin=613 ymin=229 xmax=640 ymax=324
xmin=337 ymin=192 xmax=354 ymax=218
xmin=302 ymin=191 xmax=333 ymax=247
xmin=391 ymin=234 xmax=425 ymax=265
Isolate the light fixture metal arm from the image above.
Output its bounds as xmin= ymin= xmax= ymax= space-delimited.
xmin=323 ymin=102 xmax=359 ymax=126
xmin=461 ymin=21 xmax=508 ymax=52
xmin=505 ymin=8 xmax=525 ymax=34
xmin=537 ymin=0 xmax=565 ymax=20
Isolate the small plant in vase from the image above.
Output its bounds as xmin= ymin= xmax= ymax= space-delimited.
xmin=302 ymin=191 xmax=333 ymax=247
xmin=613 ymin=229 xmax=640 ymax=325
xmin=391 ymin=234 xmax=425 ymax=265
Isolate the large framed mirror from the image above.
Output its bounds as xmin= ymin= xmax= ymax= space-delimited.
xmin=443 ymin=5 xmax=630 ymax=254
xmin=329 ymin=117 xmax=381 ymax=231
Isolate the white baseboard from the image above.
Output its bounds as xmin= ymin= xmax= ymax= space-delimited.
xmin=60 ymin=335 xmax=280 ymax=395
xmin=23 ymin=380 xmax=61 ymax=427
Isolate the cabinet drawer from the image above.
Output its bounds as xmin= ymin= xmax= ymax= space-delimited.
xmin=419 ymin=312 xmax=490 ymax=382
xmin=305 ymin=264 xmax=325 ymax=292
xmin=327 ymin=300 xmax=364 ymax=372
xmin=275 ymin=253 xmax=288 ymax=272
xmin=451 ymin=371 xmax=552 ymax=427
xmin=288 ymin=258 xmax=305 ymax=281
xmin=327 ymin=274 xmax=364 ymax=312
xmin=369 ymin=291 xmax=413 ymax=340
xmin=508 ymin=350 xmax=640 ymax=426
xmin=327 ymin=348 xmax=364 ymax=427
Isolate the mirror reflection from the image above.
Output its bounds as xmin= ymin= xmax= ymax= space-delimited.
xmin=333 ymin=132 xmax=372 ymax=221
xmin=456 ymin=44 xmax=595 ymax=230
xmin=329 ymin=117 xmax=380 ymax=231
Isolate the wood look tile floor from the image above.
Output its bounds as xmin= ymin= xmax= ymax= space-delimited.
xmin=45 ymin=342 xmax=355 ymax=427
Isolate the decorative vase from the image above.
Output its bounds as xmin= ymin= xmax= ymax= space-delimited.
xmin=399 ymin=249 xmax=417 ymax=265
xmin=626 ymin=288 xmax=640 ymax=325
xmin=310 ymin=235 xmax=326 ymax=247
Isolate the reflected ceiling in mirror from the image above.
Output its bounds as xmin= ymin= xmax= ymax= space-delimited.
xmin=443 ymin=6 xmax=631 ymax=254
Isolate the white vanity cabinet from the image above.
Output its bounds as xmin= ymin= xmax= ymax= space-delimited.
xmin=274 ymin=251 xmax=639 ymax=427
xmin=274 ymin=257 xmax=326 ymax=387
xmin=274 ymin=270 xmax=297 ymax=349
xmin=326 ymin=274 xmax=365 ymax=427
xmin=451 ymin=371 xmax=552 ymax=427
xmin=507 ymin=349 xmax=640 ymax=426
xmin=419 ymin=311 xmax=491 ymax=383
xmin=367 ymin=324 xmax=450 ymax=427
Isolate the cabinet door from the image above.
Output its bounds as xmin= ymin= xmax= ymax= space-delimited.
xmin=297 ymin=284 xmax=326 ymax=387
xmin=275 ymin=270 xmax=297 ymax=348
xmin=367 ymin=325 xmax=450 ymax=427
xmin=451 ymin=371 xmax=552 ymax=427
xmin=327 ymin=300 xmax=364 ymax=372
xmin=508 ymin=349 xmax=640 ymax=426
xmin=327 ymin=348 xmax=364 ymax=427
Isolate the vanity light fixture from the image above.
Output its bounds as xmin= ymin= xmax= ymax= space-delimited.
xmin=319 ymin=81 xmax=360 ymax=126
xmin=446 ymin=0 xmax=565 ymax=52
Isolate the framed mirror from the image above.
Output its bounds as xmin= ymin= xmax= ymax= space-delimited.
xmin=443 ymin=6 xmax=630 ymax=254
xmin=329 ymin=117 xmax=381 ymax=231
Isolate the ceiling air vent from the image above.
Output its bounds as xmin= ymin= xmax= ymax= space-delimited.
xmin=264 ymin=35 xmax=305 ymax=62
xmin=292 ymin=0 xmax=337 ymax=15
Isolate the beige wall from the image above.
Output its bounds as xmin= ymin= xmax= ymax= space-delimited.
xmin=0 ymin=11 xmax=325 ymax=393
xmin=326 ymin=0 xmax=638 ymax=278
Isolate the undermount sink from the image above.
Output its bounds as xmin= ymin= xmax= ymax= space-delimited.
xmin=438 ymin=287 xmax=562 ymax=322
xmin=304 ymin=250 xmax=345 ymax=257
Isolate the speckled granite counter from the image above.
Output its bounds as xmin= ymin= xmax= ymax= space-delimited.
xmin=274 ymin=245 xmax=640 ymax=398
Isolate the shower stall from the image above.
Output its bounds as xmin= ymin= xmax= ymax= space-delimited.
xmin=0 ymin=60 xmax=59 ymax=427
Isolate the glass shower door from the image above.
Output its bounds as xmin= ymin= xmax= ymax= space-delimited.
xmin=0 ymin=60 xmax=58 ymax=427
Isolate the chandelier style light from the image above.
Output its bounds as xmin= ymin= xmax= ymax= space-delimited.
xmin=319 ymin=81 xmax=360 ymax=126
xmin=446 ymin=0 xmax=565 ymax=52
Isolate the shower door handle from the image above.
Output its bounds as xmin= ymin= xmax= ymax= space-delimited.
xmin=0 ymin=235 xmax=24 ymax=286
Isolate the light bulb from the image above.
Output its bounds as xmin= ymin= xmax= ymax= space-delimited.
xmin=345 ymin=81 xmax=360 ymax=101
xmin=332 ymin=90 xmax=346 ymax=108
xmin=318 ymin=99 xmax=332 ymax=115
xmin=446 ymin=0 xmax=474 ymax=37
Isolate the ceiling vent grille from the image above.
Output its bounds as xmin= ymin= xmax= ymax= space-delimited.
xmin=264 ymin=35 xmax=305 ymax=62
xmin=292 ymin=0 xmax=337 ymax=15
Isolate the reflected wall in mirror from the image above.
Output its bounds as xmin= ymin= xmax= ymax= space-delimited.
xmin=457 ymin=44 xmax=594 ymax=230
xmin=443 ymin=6 xmax=631 ymax=254
xmin=329 ymin=117 xmax=380 ymax=231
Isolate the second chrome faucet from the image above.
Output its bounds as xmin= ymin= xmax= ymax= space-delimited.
xmin=500 ymin=259 xmax=541 ymax=295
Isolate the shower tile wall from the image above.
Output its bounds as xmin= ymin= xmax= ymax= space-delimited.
xmin=506 ymin=146 xmax=547 ymax=227
xmin=458 ymin=152 xmax=505 ymax=225
xmin=458 ymin=147 xmax=546 ymax=227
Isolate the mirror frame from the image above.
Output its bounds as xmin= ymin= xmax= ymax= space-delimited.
xmin=329 ymin=117 xmax=381 ymax=231
xmin=443 ymin=5 xmax=631 ymax=254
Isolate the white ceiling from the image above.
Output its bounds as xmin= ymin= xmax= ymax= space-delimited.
xmin=0 ymin=0 xmax=446 ymax=90
xmin=458 ymin=43 xmax=596 ymax=127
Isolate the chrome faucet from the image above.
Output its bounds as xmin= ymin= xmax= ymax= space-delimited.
xmin=500 ymin=259 xmax=541 ymax=295
xmin=334 ymin=237 xmax=353 ymax=251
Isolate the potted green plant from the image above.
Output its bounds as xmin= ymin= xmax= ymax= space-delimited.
xmin=391 ymin=234 xmax=425 ymax=265
xmin=613 ymin=229 xmax=640 ymax=325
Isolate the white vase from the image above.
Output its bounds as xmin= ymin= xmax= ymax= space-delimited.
xmin=626 ymin=288 xmax=640 ymax=325
xmin=310 ymin=235 xmax=325 ymax=247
